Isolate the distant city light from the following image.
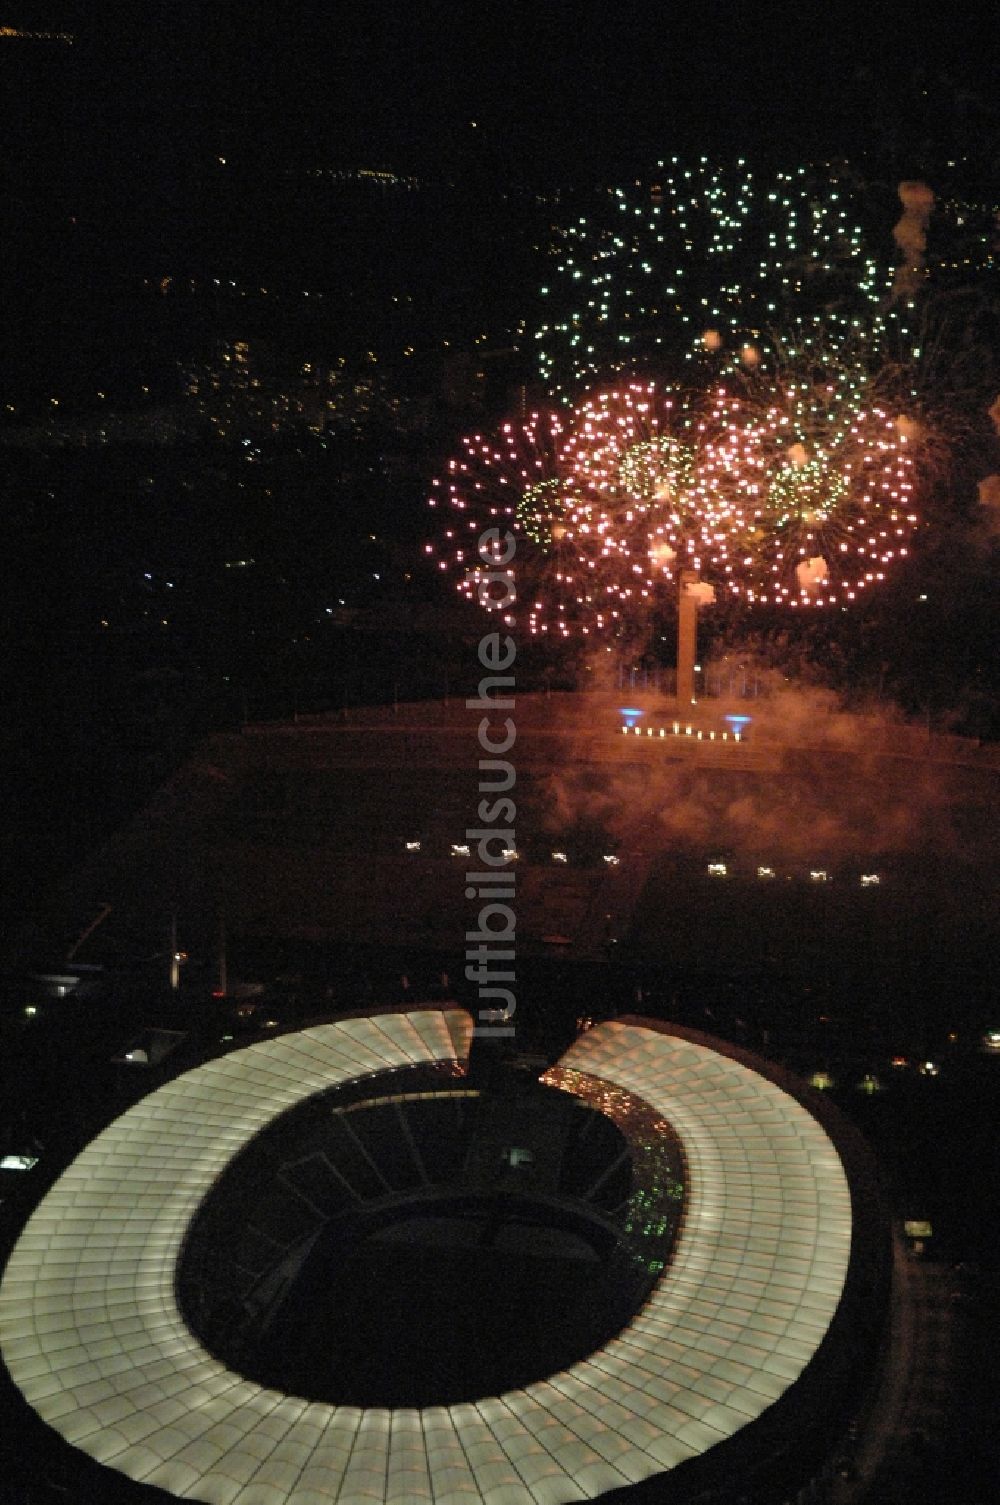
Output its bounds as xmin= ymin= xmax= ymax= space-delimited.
xmin=0 ymin=26 xmax=74 ymax=42
xmin=757 ymin=865 xmax=775 ymax=879
xmin=809 ymin=869 xmax=830 ymax=883
xmin=404 ymin=840 xmax=422 ymax=852
xmin=450 ymin=843 xmax=470 ymax=858
xmin=860 ymin=873 xmax=881 ymax=887
xmin=707 ymin=861 xmax=728 ymax=877
xmin=602 ymin=854 xmax=621 ymax=866
xmin=551 ymin=850 xmax=569 ymax=864
xmin=809 ymin=1071 xmax=834 ymax=1091
xmin=1 ymin=1155 xmax=39 ymax=1171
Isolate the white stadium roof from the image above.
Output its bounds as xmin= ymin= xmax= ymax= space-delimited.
xmin=0 ymin=1008 xmax=853 ymax=1505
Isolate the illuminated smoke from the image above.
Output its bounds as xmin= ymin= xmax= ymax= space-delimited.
xmin=892 ymin=181 xmax=935 ymax=300
xmin=540 ymin=681 xmax=988 ymax=867
xmin=989 ymin=394 xmax=1000 ymax=436
xmin=977 ymin=474 xmax=1000 ymax=536
xmin=683 ymin=578 xmax=716 ymax=605
xmin=796 ymin=556 xmax=830 ymax=592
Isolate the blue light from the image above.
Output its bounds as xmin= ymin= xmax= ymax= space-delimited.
xmin=724 ymin=714 xmax=751 ymax=727
xmin=619 ymin=706 xmax=645 ymax=728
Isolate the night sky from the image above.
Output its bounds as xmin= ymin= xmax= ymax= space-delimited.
xmin=3 ymin=2 xmax=997 ymax=336
xmin=6 ymin=3 xmax=1000 ymax=183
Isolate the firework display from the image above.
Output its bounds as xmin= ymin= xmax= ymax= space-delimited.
xmin=564 ymin=380 xmax=918 ymax=608
xmin=556 ymin=383 xmax=759 ymax=599
xmin=534 ymin=160 xmax=901 ymax=399
xmin=428 ymin=375 xmax=917 ymax=633
xmin=425 ymin=409 xmax=586 ymax=637
xmin=425 ymin=157 xmax=981 ymax=637
xmin=426 ymin=386 xmax=743 ymax=639
xmin=722 ymin=385 xmax=917 ymax=605
xmin=532 ymin=160 xmax=995 ymax=406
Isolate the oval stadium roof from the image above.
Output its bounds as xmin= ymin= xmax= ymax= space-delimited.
xmin=0 ymin=1008 xmax=857 ymax=1504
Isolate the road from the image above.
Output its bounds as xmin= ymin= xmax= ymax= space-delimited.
xmin=822 ymin=1229 xmax=959 ymax=1504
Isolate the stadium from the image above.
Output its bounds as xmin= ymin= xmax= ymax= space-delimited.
xmin=0 ymin=1004 xmax=888 ymax=1505
xmin=3 ymin=688 xmax=997 ymax=1502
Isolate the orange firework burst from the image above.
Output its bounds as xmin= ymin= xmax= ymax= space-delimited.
xmin=424 ymin=409 xmax=584 ymax=638
xmin=722 ymin=381 xmax=919 ymax=606
xmin=550 ymin=382 xmax=765 ymax=634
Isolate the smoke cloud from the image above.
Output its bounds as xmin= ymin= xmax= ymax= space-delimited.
xmin=683 ymin=579 xmax=716 ymax=605
xmin=976 ymin=474 xmax=1000 ymax=536
xmin=796 ymin=556 xmax=829 ymax=592
xmin=892 ymin=180 xmax=935 ymax=300
xmin=538 ymin=679 xmax=995 ymax=867
xmin=895 ymin=414 xmax=924 ymax=444
xmin=989 ymin=394 xmax=1000 ymax=436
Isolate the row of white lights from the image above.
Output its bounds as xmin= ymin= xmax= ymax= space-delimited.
xmin=404 ymin=841 xmax=877 ymax=883
xmin=405 ymin=842 xmax=622 ymax=867
xmin=708 ymin=861 xmax=881 ymax=885
xmin=622 ymin=723 xmax=743 ymax=741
